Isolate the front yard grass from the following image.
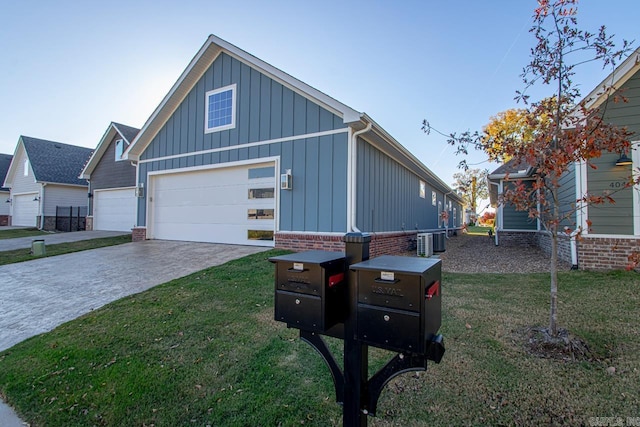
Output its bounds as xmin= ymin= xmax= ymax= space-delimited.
xmin=0 ymin=250 xmax=638 ymax=426
xmin=0 ymin=227 xmax=48 ymax=239
xmin=0 ymin=234 xmax=132 ymax=266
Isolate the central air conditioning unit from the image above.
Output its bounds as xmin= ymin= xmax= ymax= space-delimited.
xmin=417 ymin=233 xmax=433 ymax=257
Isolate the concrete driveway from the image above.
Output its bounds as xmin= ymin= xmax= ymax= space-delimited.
xmin=0 ymin=240 xmax=269 ymax=352
xmin=0 ymin=239 xmax=269 ymax=426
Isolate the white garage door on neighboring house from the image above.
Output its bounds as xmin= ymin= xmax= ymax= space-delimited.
xmin=12 ymin=193 xmax=39 ymax=227
xmin=149 ymin=162 xmax=276 ymax=246
xmin=93 ymin=187 xmax=137 ymax=232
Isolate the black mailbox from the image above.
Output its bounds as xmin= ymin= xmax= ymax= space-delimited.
xmin=270 ymin=251 xmax=347 ymax=332
xmin=350 ymin=255 xmax=441 ymax=354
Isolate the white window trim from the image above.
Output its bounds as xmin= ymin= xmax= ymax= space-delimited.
xmin=114 ymin=139 xmax=127 ymax=162
xmin=205 ymin=84 xmax=237 ymax=134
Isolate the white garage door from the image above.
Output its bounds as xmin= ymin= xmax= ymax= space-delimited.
xmin=93 ymin=188 xmax=137 ymax=232
xmin=12 ymin=193 xmax=39 ymax=227
xmin=149 ymin=163 xmax=275 ymax=246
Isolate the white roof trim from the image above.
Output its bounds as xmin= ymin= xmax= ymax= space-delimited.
xmin=125 ymin=34 xmax=362 ymax=161
xmin=3 ymin=137 xmax=28 ymax=188
xmin=582 ymin=47 xmax=640 ymax=110
xmin=80 ymin=122 xmax=131 ymax=179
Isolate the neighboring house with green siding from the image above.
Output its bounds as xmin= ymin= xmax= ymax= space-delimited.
xmin=489 ymin=48 xmax=640 ymax=271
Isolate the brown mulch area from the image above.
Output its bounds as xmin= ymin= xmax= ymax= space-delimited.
xmin=433 ymin=232 xmax=571 ymax=274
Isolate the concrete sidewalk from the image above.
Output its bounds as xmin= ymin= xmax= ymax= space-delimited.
xmin=0 ymin=240 xmax=269 ymax=426
xmin=0 ymin=230 xmax=130 ymax=251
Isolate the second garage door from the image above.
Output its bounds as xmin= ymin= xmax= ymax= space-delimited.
xmin=12 ymin=193 xmax=39 ymax=227
xmin=93 ymin=187 xmax=137 ymax=232
xmin=149 ymin=163 xmax=275 ymax=246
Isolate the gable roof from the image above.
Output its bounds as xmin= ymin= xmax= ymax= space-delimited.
xmin=125 ymin=34 xmax=361 ymax=161
xmin=80 ymin=122 xmax=140 ymax=179
xmin=5 ymin=136 xmax=92 ymax=187
xmin=582 ymin=47 xmax=640 ymax=110
xmin=0 ymin=153 xmax=12 ymax=191
xmin=488 ymin=158 xmax=535 ymax=180
xmin=124 ymin=34 xmax=462 ymax=202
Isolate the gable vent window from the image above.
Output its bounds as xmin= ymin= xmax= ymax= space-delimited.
xmin=115 ymin=139 xmax=128 ymax=161
xmin=23 ymin=158 xmax=29 ymax=176
xmin=205 ymin=84 xmax=236 ymax=133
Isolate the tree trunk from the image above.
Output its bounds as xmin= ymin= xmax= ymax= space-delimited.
xmin=549 ymin=186 xmax=559 ymax=337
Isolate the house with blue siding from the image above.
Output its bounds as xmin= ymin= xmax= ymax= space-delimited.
xmin=489 ymin=47 xmax=640 ymax=270
xmin=3 ymin=137 xmax=92 ymax=230
xmin=124 ymin=35 xmax=463 ymax=255
xmin=80 ymin=122 xmax=140 ymax=232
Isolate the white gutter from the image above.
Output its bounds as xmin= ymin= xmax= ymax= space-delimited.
xmin=38 ymin=183 xmax=46 ymax=230
xmin=349 ymin=122 xmax=372 ymax=232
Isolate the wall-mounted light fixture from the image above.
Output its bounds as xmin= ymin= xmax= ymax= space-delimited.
xmin=135 ymin=182 xmax=145 ymax=198
xmin=33 ymin=196 xmax=40 ymax=202
xmin=615 ymin=153 xmax=633 ymax=166
xmin=5 ymin=198 xmax=11 ymax=203
xmin=87 ymin=192 xmax=93 ymax=198
xmin=280 ymin=169 xmax=292 ymax=190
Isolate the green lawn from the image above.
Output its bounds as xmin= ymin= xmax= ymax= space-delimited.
xmin=0 ymin=228 xmax=48 ymax=240
xmin=0 ymin=234 xmax=132 ymax=266
xmin=466 ymin=225 xmax=493 ymax=235
xmin=0 ymin=251 xmax=638 ymax=426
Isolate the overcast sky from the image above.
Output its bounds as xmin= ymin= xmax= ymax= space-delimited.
xmin=0 ymin=0 xmax=637 ymax=197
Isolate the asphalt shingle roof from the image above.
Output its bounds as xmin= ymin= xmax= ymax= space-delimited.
xmin=113 ymin=123 xmax=140 ymax=144
xmin=22 ymin=137 xmax=92 ymax=186
xmin=489 ymin=158 xmax=534 ymax=177
xmin=0 ymin=153 xmax=12 ymax=191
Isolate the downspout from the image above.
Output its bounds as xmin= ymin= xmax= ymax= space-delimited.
xmin=39 ymin=183 xmax=46 ymax=230
xmin=349 ymin=122 xmax=372 ymax=232
xmin=568 ymin=228 xmax=579 ymax=270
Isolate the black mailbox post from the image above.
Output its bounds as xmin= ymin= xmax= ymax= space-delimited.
xmin=271 ymin=234 xmax=445 ymax=426
xmin=350 ymin=255 xmax=441 ymax=355
xmin=271 ymin=250 xmax=347 ymax=333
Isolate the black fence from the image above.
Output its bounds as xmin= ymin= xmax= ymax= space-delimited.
xmin=55 ymin=206 xmax=87 ymax=232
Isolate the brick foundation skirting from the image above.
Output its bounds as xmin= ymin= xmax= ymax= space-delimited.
xmin=132 ymin=227 xmax=147 ymax=242
xmin=275 ymin=230 xmax=444 ymax=256
xmin=0 ymin=215 xmax=8 ymax=226
xmin=498 ymin=229 xmax=639 ymax=271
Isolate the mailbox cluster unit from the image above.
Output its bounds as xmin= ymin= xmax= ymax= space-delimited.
xmin=351 ymin=255 xmax=441 ymax=355
xmin=272 ymin=250 xmax=442 ymax=357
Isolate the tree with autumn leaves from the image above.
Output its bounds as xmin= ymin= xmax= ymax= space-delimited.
xmin=425 ymin=0 xmax=635 ymax=338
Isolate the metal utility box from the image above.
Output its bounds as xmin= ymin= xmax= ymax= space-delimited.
xmin=270 ymin=251 xmax=347 ymax=332
xmin=350 ymin=255 xmax=441 ymax=354
xmin=31 ymin=239 xmax=46 ymax=256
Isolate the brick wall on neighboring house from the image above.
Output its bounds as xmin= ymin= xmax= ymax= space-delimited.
xmin=576 ymin=236 xmax=639 ymax=271
xmin=496 ymin=230 xmax=538 ymax=248
xmin=537 ymin=232 xmax=573 ymax=265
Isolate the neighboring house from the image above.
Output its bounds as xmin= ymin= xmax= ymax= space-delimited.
xmin=3 ymin=137 xmax=92 ymax=230
xmin=0 ymin=154 xmax=12 ymax=226
xmin=80 ymin=122 xmax=140 ymax=232
xmin=489 ymin=47 xmax=640 ymax=270
xmin=124 ymin=35 xmax=463 ymax=255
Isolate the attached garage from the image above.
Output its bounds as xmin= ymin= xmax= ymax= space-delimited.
xmin=93 ymin=187 xmax=137 ymax=232
xmin=147 ymin=162 xmax=276 ymax=246
xmin=12 ymin=193 xmax=39 ymax=227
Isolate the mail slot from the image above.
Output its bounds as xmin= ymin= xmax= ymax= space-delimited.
xmin=350 ymin=255 xmax=441 ymax=354
xmin=270 ymin=251 xmax=347 ymax=332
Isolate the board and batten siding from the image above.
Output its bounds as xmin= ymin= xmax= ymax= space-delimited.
xmin=9 ymin=146 xmax=39 ymax=194
xmin=42 ymin=185 xmax=88 ymax=216
xmin=137 ymin=52 xmax=349 ymax=232
xmin=355 ymin=139 xmax=439 ymax=232
xmin=89 ymin=134 xmax=136 ymax=215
